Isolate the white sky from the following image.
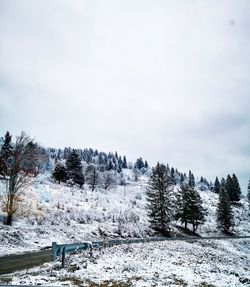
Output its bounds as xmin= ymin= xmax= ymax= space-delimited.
xmin=0 ymin=0 xmax=249 ymax=192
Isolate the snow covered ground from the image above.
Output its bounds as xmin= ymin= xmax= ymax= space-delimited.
xmin=0 ymin=171 xmax=249 ymax=256
xmin=0 ymin=172 xmax=150 ymax=255
xmin=0 ymin=171 xmax=250 ymax=286
xmin=1 ymin=239 xmax=250 ymax=287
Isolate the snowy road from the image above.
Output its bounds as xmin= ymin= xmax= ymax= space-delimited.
xmin=0 ymin=249 xmax=51 ymax=275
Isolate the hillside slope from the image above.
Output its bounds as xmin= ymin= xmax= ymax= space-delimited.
xmin=0 ymin=170 xmax=249 ymax=256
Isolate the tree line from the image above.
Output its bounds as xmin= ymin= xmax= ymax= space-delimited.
xmin=0 ymin=131 xmax=249 ymax=231
xmin=146 ymin=163 xmax=206 ymax=235
xmin=146 ymin=162 xmax=245 ymax=235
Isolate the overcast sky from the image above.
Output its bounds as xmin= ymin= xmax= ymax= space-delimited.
xmin=0 ymin=0 xmax=249 ymax=193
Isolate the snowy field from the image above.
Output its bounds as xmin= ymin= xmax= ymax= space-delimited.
xmin=1 ymin=239 xmax=250 ymax=287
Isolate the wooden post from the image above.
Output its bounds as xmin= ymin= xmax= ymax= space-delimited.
xmin=52 ymin=242 xmax=57 ymax=261
xmin=62 ymin=247 xmax=66 ymax=268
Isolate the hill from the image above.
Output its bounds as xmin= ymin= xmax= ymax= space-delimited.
xmin=0 ymin=169 xmax=249 ymax=256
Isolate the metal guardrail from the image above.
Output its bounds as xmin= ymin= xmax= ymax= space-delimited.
xmin=51 ymin=235 xmax=250 ymax=268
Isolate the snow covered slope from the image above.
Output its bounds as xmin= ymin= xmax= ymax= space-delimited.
xmin=0 ymin=171 xmax=249 ymax=256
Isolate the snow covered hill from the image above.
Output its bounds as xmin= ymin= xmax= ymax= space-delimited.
xmin=0 ymin=170 xmax=249 ymax=256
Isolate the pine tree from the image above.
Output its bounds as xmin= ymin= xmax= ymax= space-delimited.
xmin=118 ymin=156 xmax=123 ymax=172
xmin=107 ymin=161 xmax=113 ymax=171
xmin=180 ymin=173 xmax=185 ymax=184
xmin=188 ymin=170 xmax=195 ymax=188
xmin=231 ymin=174 xmax=241 ymax=202
xmin=176 ymin=184 xmax=206 ymax=232
xmin=170 ymin=167 xmax=176 ymax=184
xmin=225 ymin=174 xmax=233 ymax=201
xmin=213 ymin=177 xmax=221 ymax=194
xmin=66 ymin=150 xmax=84 ymax=187
xmin=216 ymin=187 xmax=234 ymax=233
xmin=135 ymin=157 xmax=145 ymax=170
xmin=122 ymin=156 xmax=127 ymax=169
xmin=146 ymin=163 xmax=174 ymax=235
xmin=166 ymin=164 xmax=170 ymax=175
xmin=225 ymin=174 xmax=241 ymax=203
xmin=0 ymin=131 xmax=13 ymax=178
xmin=52 ymin=162 xmax=68 ymax=184
xmin=221 ymin=177 xmax=226 ymax=188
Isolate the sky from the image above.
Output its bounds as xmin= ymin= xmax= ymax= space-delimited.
xmin=0 ymin=0 xmax=249 ymax=193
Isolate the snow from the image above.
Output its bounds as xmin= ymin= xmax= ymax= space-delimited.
xmin=0 ymin=171 xmax=150 ymax=255
xmin=2 ymin=239 xmax=250 ymax=286
xmin=0 ymin=170 xmax=250 ymax=286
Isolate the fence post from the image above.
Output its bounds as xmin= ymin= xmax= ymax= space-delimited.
xmin=52 ymin=242 xmax=57 ymax=261
xmin=62 ymin=247 xmax=66 ymax=268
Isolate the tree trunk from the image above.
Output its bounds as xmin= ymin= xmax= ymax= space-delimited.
xmin=192 ymin=223 xmax=196 ymax=233
xmin=6 ymin=181 xmax=15 ymax=226
xmin=6 ymin=213 xmax=13 ymax=225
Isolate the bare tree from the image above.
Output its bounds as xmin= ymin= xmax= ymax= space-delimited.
xmin=133 ymin=167 xmax=141 ymax=182
xmin=0 ymin=132 xmax=42 ymax=225
xmin=85 ymin=164 xmax=100 ymax=191
xmin=101 ymin=170 xmax=117 ymax=190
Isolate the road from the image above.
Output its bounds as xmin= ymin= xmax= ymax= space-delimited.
xmin=1 ymin=235 xmax=250 ymax=275
xmin=0 ymin=249 xmax=51 ymax=275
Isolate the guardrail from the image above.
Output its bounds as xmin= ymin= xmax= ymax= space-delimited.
xmin=52 ymin=237 xmax=172 ymax=267
xmin=51 ymin=235 xmax=250 ymax=268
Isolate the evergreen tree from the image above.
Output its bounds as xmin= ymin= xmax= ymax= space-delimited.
xmin=176 ymin=184 xmax=206 ymax=232
xmin=170 ymin=167 xmax=176 ymax=184
xmin=166 ymin=164 xmax=170 ymax=175
xmin=66 ymin=150 xmax=84 ymax=187
xmin=52 ymin=162 xmax=68 ymax=184
xmin=221 ymin=177 xmax=226 ymax=188
xmin=180 ymin=173 xmax=185 ymax=184
xmin=146 ymin=162 xmax=174 ymax=235
xmin=231 ymin=174 xmax=241 ymax=202
xmin=188 ymin=170 xmax=195 ymax=188
xmin=57 ymin=149 xmax=62 ymax=160
xmin=225 ymin=174 xmax=233 ymax=201
xmin=107 ymin=161 xmax=113 ymax=171
xmin=213 ymin=177 xmax=221 ymax=194
xmin=118 ymin=156 xmax=123 ymax=171
xmin=134 ymin=157 xmax=145 ymax=170
xmin=225 ymin=174 xmax=241 ymax=203
xmin=73 ymin=170 xmax=85 ymax=187
xmin=216 ymin=187 xmax=234 ymax=233
xmin=122 ymin=156 xmax=127 ymax=169
xmin=0 ymin=131 xmax=13 ymax=178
